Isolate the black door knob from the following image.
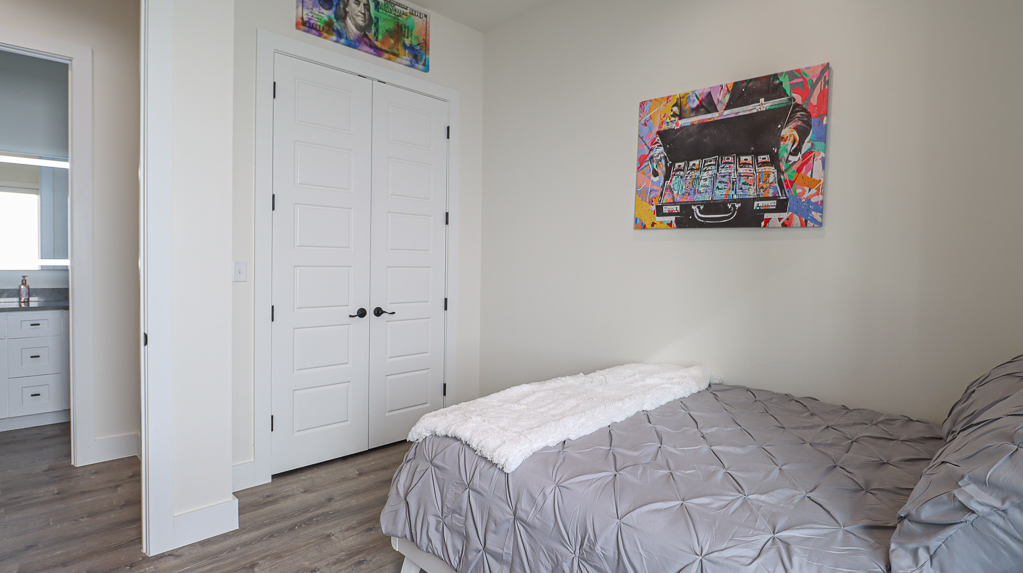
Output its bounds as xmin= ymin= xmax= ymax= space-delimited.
xmin=349 ymin=308 xmax=367 ymax=318
xmin=373 ymin=307 xmax=395 ymax=317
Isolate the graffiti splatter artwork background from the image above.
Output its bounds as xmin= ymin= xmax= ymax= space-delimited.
xmin=636 ymin=63 xmax=829 ymax=228
xmin=296 ymin=0 xmax=429 ymax=72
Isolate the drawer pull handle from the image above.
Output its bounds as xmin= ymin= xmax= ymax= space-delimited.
xmin=31 ymin=393 xmax=41 ymax=397
xmin=30 ymin=323 xmax=41 ymax=326
xmin=30 ymin=355 xmax=41 ymax=359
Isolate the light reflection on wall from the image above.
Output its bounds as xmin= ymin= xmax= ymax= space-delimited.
xmin=0 ymin=190 xmax=41 ymax=269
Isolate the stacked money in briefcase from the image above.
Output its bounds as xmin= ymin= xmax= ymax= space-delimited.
xmin=653 ymin=98 xmax=795 ymax=227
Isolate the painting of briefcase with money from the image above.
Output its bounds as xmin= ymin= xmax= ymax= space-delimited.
xmin=635 ymin=63 xmax=829 ymax=228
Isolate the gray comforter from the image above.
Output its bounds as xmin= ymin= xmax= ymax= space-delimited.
xmin=381 ymin=384 xmax=942 ymax=572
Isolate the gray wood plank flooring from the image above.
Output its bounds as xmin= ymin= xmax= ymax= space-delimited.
xmin=0 ymin=422 xmax=411 ymax=572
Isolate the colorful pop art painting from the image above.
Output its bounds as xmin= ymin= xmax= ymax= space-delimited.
xmin=296 ymin=0 xmax=430 ymax=72
xmin=635 ymin=63 xmax=830 ymax=229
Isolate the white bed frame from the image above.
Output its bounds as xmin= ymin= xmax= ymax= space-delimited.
xmin=392 ymin=537 xmax=458 ymax=573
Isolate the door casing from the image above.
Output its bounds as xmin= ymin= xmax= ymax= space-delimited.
xmin=247 ymin=29 xmax=461 ymax=491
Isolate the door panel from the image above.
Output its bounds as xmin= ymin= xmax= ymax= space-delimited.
xmin=384 ymin=369 xmax=430 ymax=412
xmin=292 ymin=382 xmax=351 ymax=433
xmin=294 ymin=205 xmax=352 ymax=249
xmin=386 ymin=267 xmax=432 ymax=305
xmin=271 ymin=54 xmax=372 ymax=474
xmin=368 ymin=83 xmax=448 ymax=448
xmin=294 ymin=143 xmax=352 ymax=189
xmin=294 ymin=266 xmax=351 ymax=310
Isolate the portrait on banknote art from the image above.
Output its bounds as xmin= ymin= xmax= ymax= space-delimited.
xmin=296 ymin=0 xmax=430 ymax=72
xmin=635 ymin=63 xmax=830 ymax=229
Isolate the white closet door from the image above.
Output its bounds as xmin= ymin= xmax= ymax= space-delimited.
xmin=271 ymin=54 xmax=372 ymax=474
xmin=368 ymin=83 xmax=448 ymax=448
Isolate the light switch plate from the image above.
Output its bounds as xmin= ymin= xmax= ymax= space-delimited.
xmin=233 ymin=260 xmax=247 ymax=282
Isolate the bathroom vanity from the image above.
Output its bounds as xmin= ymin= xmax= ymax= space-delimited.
xmin=0 ymin=304 xmax=70 ymax=432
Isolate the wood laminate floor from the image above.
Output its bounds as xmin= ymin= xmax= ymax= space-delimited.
xmin=0 ymin=422 xmax=411 ymax=572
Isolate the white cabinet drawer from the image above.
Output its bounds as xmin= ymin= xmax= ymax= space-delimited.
xmin=7 ymin=311 xmax=63 ymax=339
xmin=7 ymin=336 xmax=64 ymax=378
xmin=0 ymin=315 xmax=6 ymax=339
xmin=8 ymin=374 xmax=68 ymax=417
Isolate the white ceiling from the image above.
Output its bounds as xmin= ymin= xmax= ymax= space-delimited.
xmin=411 ymin=0 xmax=558 ymax=32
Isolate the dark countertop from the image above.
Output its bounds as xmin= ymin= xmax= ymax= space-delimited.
xmin=0 ymin=300 xmax=70 ymax=313
xmin=0 ymin=289 xmax=70 ymax=313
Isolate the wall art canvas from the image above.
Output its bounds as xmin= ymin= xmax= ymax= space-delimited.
xmin=635 ymin=63 xmax=830 ymax=228
xmin=296 ymin=0 xmax=430 ymax=72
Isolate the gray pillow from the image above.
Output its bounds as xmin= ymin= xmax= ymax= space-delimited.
xmin=889 ymin=354 xmax=1023 ymax=573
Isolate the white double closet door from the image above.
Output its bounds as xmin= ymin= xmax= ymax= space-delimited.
xmin=271 ymin=54 xmax=448 ymax=474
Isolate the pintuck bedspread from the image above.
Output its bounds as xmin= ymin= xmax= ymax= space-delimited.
xmin=381 ymin=384 xmax=943 ymax=573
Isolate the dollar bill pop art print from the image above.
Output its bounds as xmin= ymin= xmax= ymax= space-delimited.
xmin=636 ymin=63 xmax=830 ymax=228
xmin=297 ymin=0 xmax=430 ymax=72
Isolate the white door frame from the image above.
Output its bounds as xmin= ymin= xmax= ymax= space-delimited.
xmin=139 ymin=0 xmax=175 ymax=554
xmin=0 ymin=27 xmax=104 ymax=466
xmin=248 ymin=29 xmax=460 ymax=489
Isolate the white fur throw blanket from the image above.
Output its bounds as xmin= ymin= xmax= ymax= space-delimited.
xmin=408 ymin=363 xmax=720 ymax=472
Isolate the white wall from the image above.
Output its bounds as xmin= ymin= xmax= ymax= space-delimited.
xmin=170 ymin=0 xmax=236 ymax=516
xmin=230 ymin=3 xmax=484 ymax=467
xmin=0 ymin=0 xmax=141 ymax=439
xmin=481 ymin=0 xmax=1023 ymax=423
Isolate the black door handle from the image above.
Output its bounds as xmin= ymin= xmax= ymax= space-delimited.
xmin=348 ymin=308 xmax=367 ymax=319
xmin=373 ymin=307 xmax=395 ymax=317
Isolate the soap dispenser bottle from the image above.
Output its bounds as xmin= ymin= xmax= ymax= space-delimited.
xmin=19 ymin=275 xmax=30 ymax=307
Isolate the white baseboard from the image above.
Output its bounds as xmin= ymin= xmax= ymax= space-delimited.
xmin=232 ymin=460 xmax=270 ymax=492
xmin=0 ymin=414 xmax=139 ymax=466
xmin=173 ymin=496 xmax=239 ymax=550
xmin=0 ymin=409 xmax=71 ymax=432
xmin=74 ymin=432 xmax=140 ymax=467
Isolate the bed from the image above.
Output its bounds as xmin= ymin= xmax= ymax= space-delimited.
xmin=381 ymin=357 xmax=1023 ymax=573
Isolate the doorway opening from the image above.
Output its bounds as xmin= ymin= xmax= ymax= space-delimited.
xmin=0 ymin=27 xmax=116 ymax=468
xmin=0 ymin=47 xmax=72 ymax=441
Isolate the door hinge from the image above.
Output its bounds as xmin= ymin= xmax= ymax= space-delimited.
xmin=271 ymin=415 xmax=274 ymax=431
xmin=446 ymin=126 xmax=450 ymax=139
xmin=271 ymin=305 xmax=275 ymax=322
xmin=272 ymin=194 xmax=276 ymax=211
xmin=443 ymin=383 xmax=447 ymax=397
xmin=143 ymin=332 xmax=148 ymax=347
xmin=444 ymin=298 xmax=448 ymax=311
xmin=273 ymin=82 xmax=276 ymax=99
xmin=445 ymin=212 xmax=449 ymax=225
